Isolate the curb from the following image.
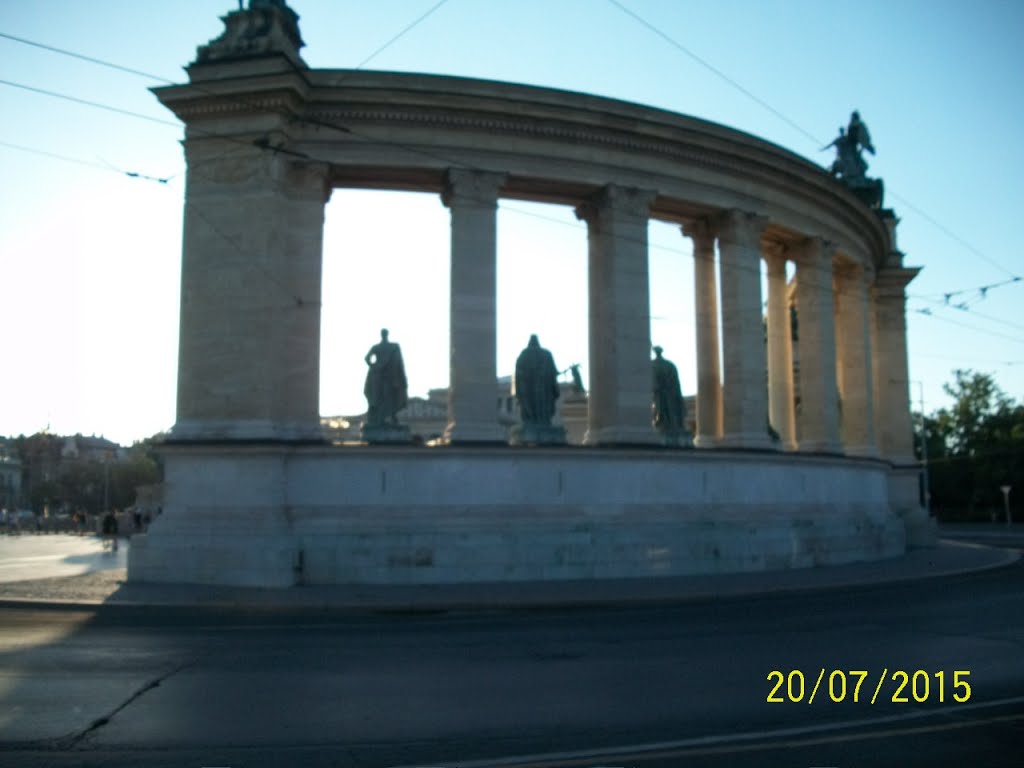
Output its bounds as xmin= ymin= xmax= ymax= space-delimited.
xmin=0 ymin=540 xmax=1018 ymax=616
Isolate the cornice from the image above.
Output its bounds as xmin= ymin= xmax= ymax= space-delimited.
xmin=156 ymin=67 xmax=890 ymax=266
xmin=302 ymin=101 xmax=886 ymax=256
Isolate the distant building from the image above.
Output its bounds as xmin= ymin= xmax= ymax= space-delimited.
xmin=322 ymin=375 xmax=694 ymax=444
xmin=61 ymin=435 xmax=122 ymax=462
xmin=0 ymin=453 xmax=21 ymax=510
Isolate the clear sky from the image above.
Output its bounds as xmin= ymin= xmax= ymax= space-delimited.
xmin=1 ymin=0 xmax=1022 ymax=446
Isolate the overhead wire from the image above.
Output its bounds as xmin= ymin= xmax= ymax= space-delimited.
xmin=3 ymin=11 xmax=1021 ymax=352
xmin=604 ymin=0 xmax=1023 ymax=283
xmin=909 ymin=308 xmax=1024 ymax=346
xmin=908 ymin=293 xmax=1024 ymax=334
xmin=351 ymin=0 xmax=451 ymax=70
xmin=0 ymin=138 xmax=136 ymax=176
xmin=0 ymin=3 xmax=461 ymax=314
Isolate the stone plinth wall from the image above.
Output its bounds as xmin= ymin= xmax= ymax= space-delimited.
xmin=128 ymin=445 xmax=905 ymax=587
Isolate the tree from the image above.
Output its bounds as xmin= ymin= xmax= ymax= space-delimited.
xmin=923 ymin=370 xmax=1024 ymax=521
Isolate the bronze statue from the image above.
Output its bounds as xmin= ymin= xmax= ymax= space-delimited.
xmin=822 ymin=110 xmax=884 ymax=209
xmin=514 ymin=335 xmax=560 ymax=426
xmin=652 ymin=346 xmax=689 ymax=445
xmin=363 ymin=328 xmax=407 ymax=427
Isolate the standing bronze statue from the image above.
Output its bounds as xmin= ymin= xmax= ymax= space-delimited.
xmin=362 ymin=328 xmax=408 ymax=432
xmin=652 ymin=346 xmax=692 ymax=447
xmin=510 ymin=335 xmax=567 ymax=445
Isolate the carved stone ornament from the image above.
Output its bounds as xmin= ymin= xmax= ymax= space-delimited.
xmin=576 ymin=184 xmax=657 ymax=223
xmin=441 ymin=169 xmax=506 ymax=210
xmin=194 ymin=1 xmax=305 ymax=67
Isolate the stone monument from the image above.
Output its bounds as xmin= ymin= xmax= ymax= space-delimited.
xmin=510 ymin=335 xmax=567 ymax=445
xmin=823 ymin=111 xmax=884 ymax=209
xmin=361 ymin=328 xmax=411 ymax=443
xmin=651 ymin=346 xmax=693 ymax=447
xmin=126 ymin=0 xmax=930 ymax=590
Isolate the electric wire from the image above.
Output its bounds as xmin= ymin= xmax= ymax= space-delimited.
xmin=910 ymin=308 xmax=1024 ymax=346
xmin=908 ymin=293 xmax=1024 ymax=334
xmin=351 ymin=0 xmax=451 ymax=70
xmin=0 ymin=78 xmax=180 ymax=126
xmin=3 ymin=18 xmax=1022 ymax=350
xmin=0 ymin=139 xmax=137 ymax=176
xmin=0 ymin=31 xmax=175 ymax=84
xmin=605 ymin=0 xmax=1022 ymax=282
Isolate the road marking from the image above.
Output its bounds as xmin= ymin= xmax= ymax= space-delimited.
xmin=383 ymin=694 xmax=1024 ymax=768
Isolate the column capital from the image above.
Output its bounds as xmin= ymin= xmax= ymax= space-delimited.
xmin=795 ymin=235 xmax=837 ymax=266
xmin=873 ymin=265 xmax=921 ymax=298
xmin=834 ymin=260 xmax=878 ymax=291
xmin=575 ymin=184 xmax=657 ymax=223
xmin=282 ymin=159 xmax=332 ymax=204
xmin=716 ymin=209 xmax=768 ymax=247
xmin=762 ymin=240 xmax=789 ymax=273
xmin=681 ymin=217 xmax=716 ymax=248
xmin=442 ymin=168 xmax=507 ymax=210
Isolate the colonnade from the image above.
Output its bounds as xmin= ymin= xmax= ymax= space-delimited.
xmin=171 ymin=152 xmax=917 ymax=465
xmin=436 ymin=170 xmax=917 ymax=460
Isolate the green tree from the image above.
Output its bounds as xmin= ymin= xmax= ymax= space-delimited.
xmin=924 ymin=370 xmax=1024 ymax=521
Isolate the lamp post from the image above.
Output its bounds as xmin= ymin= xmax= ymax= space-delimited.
xmin=913 ymin=381 xmax=931 ymax=516
xmin=1001 ymin=485 xmax=1012 ymax=527
xmin=103 ymin=458 xmax=110 ymax=515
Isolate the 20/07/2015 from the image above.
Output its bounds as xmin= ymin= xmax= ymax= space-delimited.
xmin=766 ymin=669 xmax=972 ymax=704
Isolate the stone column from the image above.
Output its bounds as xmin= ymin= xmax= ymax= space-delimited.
xmin=873 ymin=264 xmax=935 ymax=547
xmin=576 ymin=184 xmax=660 ymax=445
xmin=793 ymin=237 xmax=841 ymax=452
xmin=764 ymin=244 xmax=796 ymax=450
xmin=442 ymin=168 xmax=508 ymax=443
xmin=716 ymin=209 xmax=772 ymax=449
xmin=683 ymin=220 xmax=723 ymax=447
xmin=173 ymin=144 xmax=330 ymax=441
xmin=872 ymin=267 xmax=919 ymax=462
xmin=834 ymin=261 xmax=877 ymax=456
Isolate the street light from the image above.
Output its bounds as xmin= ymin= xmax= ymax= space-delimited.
xmin=1001 ymin=485 xmax=1012 ymax=527
xmin=912 ymin=381 xmax=930 ymax=516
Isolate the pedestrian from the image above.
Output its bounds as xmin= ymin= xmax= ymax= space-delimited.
xmin=101 ymin=510 xmax=119 ymax=552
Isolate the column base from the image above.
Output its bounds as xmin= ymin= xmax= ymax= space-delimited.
xmin=845 ymin=445 xmax=881 ymax=459
xmin=719 ymin=432 xmax=776 ymax=450
xmin=584 ymin=426 xmax=661 ymax=446
xmin=693 ymin=434 xmax=721 ymax=449
xmin=170 ymin=419 xmax=325 ymax=442
xmin=361 ymin=424 xmax=412 ymax=444
xmin=888 ymin=463 xmax=936 ymax=549
xmin=509 ymin=424 xmax=567 ymax=446
xmin=798 ymin=440 xmax=843 ymax=455
xmin=443 ymin=422 xmax=508 ymax=444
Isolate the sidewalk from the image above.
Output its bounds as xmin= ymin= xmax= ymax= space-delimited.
xmin=0 ymin=533 xmax=1017 ymax=613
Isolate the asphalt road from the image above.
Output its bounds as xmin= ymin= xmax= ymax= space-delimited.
xmin=0 ymin=534 xmax=126 ymax=583
xmin=1 ymin=552 xmax=1023 ymax=767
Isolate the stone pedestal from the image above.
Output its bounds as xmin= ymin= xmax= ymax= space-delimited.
xmin=889 ymin=464 xmax=937 ymax=548
xmin=129 ymin=445 xmax=907 ymax=587
xmin=509 ymin=424 xmax=567 ymax=446
xmin=657 ymin=430 xmax=694 ymax=448
xmin=361 ymin=424 xmax=412 ymax=444
xmin=127 ymin=445 xmax=300 ymax=588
